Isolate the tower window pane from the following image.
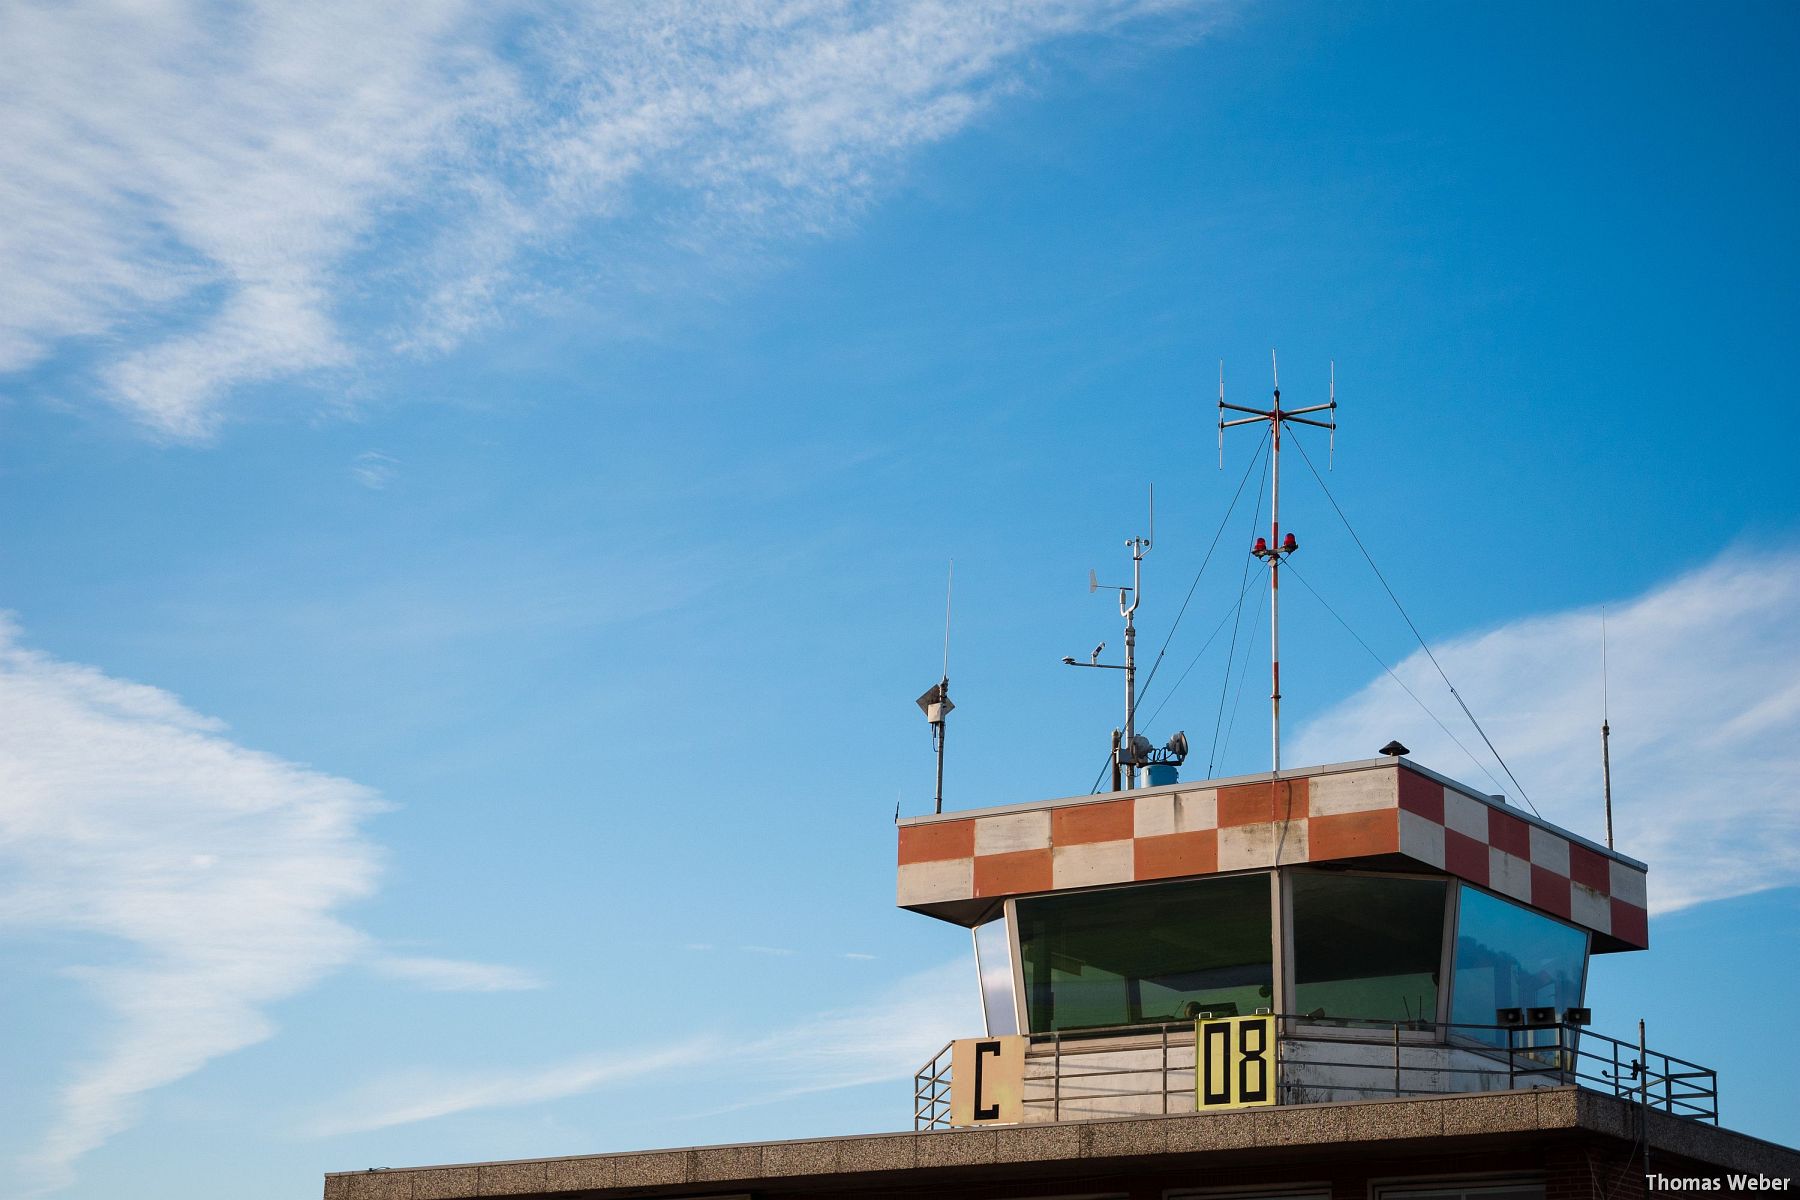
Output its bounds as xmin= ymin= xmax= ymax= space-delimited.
xmin=1290 ymin=872 xmax=1447 ymax=1024
xmin=1016 ymin=875 xmax=1273 ymax=1033
xmin=1450 ymin=884 xmax=1587 ymax=1045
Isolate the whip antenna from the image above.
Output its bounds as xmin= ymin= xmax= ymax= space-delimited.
xmin=1329 ymin=361 xmax=1337 ymax=469
xmin=1602 ymin=612 xmax=1614 ymax=848
xmin=943 ymin=559 xmax=954 ymax=681
xmin=1217 ymin=361 xmax=1225 ymax=469
xmin=916 ymin=560 xmax=956 ymax=814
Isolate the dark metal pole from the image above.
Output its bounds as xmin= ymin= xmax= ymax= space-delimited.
xmin=1640 ymin=1018 xmax=1653 ymax=1180
xmin=1603 ymin=718 xmax=1614 ymax=848
xmin=1393 ymin=1023 xmax=1402 ymax=1097
xmin=933 ymin=677 xmax=947 ymax=814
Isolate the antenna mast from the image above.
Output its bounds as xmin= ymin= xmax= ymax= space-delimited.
xmin=1602 ymin=614 xmax=1614 ymax=848
xmin=1063 ymin=490 xmax=1153 ymax=789
xmin=1218 ymin=354 xmax=1338 ymax=773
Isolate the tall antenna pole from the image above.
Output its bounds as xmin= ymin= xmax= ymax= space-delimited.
xmin=1123 ymin=530 xmax=1147 ymax=774
xmin=937 ymin=561 xmax=953 ymax=813
xmin=1219 ymin=353 xmax=1338 ymax=774
xmin=1270 ymin=351 xmax=1281 ymax=772
xmin=1602 ymin=614 xmax=1614 ymax=848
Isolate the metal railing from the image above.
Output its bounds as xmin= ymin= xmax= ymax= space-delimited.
xmin=913 ymin=1015 xmax=1717 ymax=1130
xmin=914 ymin=1040 xmax=954 ymax=1130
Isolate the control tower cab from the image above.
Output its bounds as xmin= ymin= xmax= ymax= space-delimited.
xmin=898 ymin=752 xmax=1688 ymax=1127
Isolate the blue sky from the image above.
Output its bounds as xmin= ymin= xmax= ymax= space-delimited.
xmin=2 ymin=2 xmax=1798 ymax=1196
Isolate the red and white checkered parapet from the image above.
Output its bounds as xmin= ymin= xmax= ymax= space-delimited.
xmin=897 ymin=757 xmax=1649 ymax=952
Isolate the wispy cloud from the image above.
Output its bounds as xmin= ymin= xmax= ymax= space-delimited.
xmin=310 ymin=957 xmax=975 ymax=1136
xmin=734 ymin=957 xmax=974 ymax=1096
xmin=0 ymin=618 xmax=383 ymax=1194
xmin=369 ymin=955 xmax=545 ymax=993
xmin=309 ymin=1042 xmax=719 ymax=1138
xmin=0 ymin=1 xmax=1215 ymax=441
xmin=351 ymin=451 xmax=401 ymax=491
xmin=1293 ymin=547 xmax=1800 ymax=913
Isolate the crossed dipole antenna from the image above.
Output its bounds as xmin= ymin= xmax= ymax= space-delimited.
xmin=1218 ymin=353 xmax=1337 ymax=773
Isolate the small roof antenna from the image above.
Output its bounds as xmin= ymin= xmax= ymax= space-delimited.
xmin=942 ymin=559 xmax=954 ymax=681
xmin=916 ymin=560 xmax=955 ymax=814
xmin=1602 ymin=612 xmax=1614 ymax=849
xmin=1329 ymin=361 xmax=1337 ymax=469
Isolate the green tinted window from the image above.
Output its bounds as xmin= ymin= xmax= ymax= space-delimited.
xmin=1016 ymin=875 xmax=1272 ymax=1033
xmin=1291 ymin=872 xmax=1446 ymax=1024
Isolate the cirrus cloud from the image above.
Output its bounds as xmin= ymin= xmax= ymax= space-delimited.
xmin=0 ymin=617 xmax=383 ymax=1193
xmin=0 ymin=0 xmax=1219 ymax=441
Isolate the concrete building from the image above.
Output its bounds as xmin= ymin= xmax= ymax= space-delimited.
xmin=322 ymin=1090 xmax=1794 ymax=1200
xmin=323 ymin=755 xmax=1797 ymax=1200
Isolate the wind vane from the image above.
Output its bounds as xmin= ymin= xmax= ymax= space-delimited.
xmin=1218 ymin=354 xmax=1338 ymax=773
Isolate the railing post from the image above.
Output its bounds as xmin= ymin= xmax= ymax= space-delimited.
xmin=1276 ymin=1019 xmax=1284 ymax=1105
xmin=1161 ymin=1023 xmax=1170 ymax=1114
xmin=1393 ymin=1023 xmax=1402 ymax=1097
xmin=1053 ymin=1030 xmax=1061 ymax=1122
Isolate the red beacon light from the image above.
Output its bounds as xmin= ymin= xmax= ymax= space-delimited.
xmin=1283 ymin=532 xmax=1298 ymax=552
xmin=1253 ymin=537 xmax=1269 ymax=554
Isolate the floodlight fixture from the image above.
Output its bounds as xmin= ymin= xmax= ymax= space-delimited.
xmin=1118 ymin=733 xmax=1155 ymax=766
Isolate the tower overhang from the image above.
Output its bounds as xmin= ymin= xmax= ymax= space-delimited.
xmin=897 ymin=756 xmax=1648 ymax=953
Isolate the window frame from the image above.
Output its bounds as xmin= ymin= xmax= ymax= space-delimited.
xmin=971 ymin=911 xmax=1020 ymax=1038
xmin=1370 ymin=1175 xmax=1545 ymax=1200
xmin=1165 ymin=1187 xmax=1330 ymax=1200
